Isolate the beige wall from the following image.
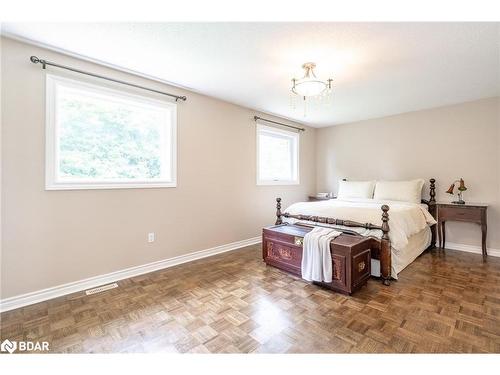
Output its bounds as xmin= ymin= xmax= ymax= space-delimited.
xmin=2 ymin=36 xmax=499 ymax=300
xmin=316 ymin=97 xmax=500 ymax=250
xmin=0 ymin=37 xmax=317 ymax=298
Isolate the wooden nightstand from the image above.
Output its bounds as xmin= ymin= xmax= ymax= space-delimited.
xmin=437 ymin=202 xmax=488 ymax=256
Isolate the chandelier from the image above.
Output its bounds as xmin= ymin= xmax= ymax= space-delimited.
xmin=290 ymin=62 xmax=333 ymax=116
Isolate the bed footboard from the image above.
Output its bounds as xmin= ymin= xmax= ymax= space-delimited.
xmin=380 ymin=205 xmax=391 ymax=285
xmin=276 ymin=198 xmax=391 ymax=285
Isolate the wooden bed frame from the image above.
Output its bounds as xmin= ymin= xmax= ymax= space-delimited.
xmin=274 ymin=178 xmax=437 ymax=285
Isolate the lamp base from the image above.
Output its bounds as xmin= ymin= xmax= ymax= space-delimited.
xmin=452 ymin=200 xmax=466 ymax=205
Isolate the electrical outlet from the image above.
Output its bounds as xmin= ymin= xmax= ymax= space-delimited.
xmin=148 ymin=232 xmax=155 ymax=243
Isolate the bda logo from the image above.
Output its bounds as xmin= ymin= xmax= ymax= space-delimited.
xmin=0 ymin=339 xmax=49 ymax=353
xmin=1 ymin=339 xmax=17 ymax=354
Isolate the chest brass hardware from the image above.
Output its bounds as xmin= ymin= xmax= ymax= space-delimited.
xmin=358 ymin=261 xmax=366 ymax=272
xmin=294 ymin=237 xmax=304 ymax=246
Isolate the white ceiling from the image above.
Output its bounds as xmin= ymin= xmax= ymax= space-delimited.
xmin=2 ymin=22 xmax=499 ymax=127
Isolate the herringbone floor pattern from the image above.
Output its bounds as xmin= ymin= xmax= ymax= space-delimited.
xmin=1 ymin=245 xmax=500 ymax=353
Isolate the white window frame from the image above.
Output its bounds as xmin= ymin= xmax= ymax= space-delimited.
xmin=45 ymin=74 xmax=177 ymax=190
xmin=256 ymin=123 xmax=300 ymax=186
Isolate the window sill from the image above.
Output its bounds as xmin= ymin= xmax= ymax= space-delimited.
xmin=45 ymin=182 xmax=177 ymax=191
xmin=257 ymin=180 xmax=300 ymax=186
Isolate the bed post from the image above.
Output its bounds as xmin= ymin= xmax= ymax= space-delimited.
xmin=428 ymin=178 xmax=437 ymax=249
xmin=380 ymin=204 xmax=391 ymax=286
xmin=275 ymin=197 xmax=283 ymax=225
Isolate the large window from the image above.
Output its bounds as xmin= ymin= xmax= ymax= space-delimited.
xmin=45 ymin=74 xmax=177 ymax=190
xmin=256 ymin=123 xmax=299 ymax=185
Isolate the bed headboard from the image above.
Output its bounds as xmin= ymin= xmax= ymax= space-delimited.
xmin=421 ymin=178 xmax=437 ymax=249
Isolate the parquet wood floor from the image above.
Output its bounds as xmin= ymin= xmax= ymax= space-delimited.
xmin=1 ymin=245 xmax=500 ymax=353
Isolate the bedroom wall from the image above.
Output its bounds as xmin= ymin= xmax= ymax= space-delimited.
xmin=316 ymin=97 xmax=500 ymax=251
xmin=0 ymin=37 xmax=317 ymax=298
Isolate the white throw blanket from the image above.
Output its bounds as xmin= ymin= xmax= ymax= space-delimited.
xmin=301 ymin=227 xmax=342 ymax=283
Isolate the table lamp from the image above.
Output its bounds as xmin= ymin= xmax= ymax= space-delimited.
xmin=446 ymin=178 xmax=467 ymax=204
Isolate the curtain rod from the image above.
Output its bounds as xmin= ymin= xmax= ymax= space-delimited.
xmin=30 ymin=56 xmax=187 ymax=102
xmin=253 ymin=116 xmax=305 ymax=132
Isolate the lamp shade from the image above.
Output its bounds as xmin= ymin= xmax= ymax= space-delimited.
xmin=446 ymin=184 xmax=455 ymax=194
xmin=458 ymin=178 xmax=467 ymax=191
xmin=293 ymin=79 xmax=327 ymax=97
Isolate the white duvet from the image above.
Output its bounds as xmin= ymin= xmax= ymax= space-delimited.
xmin=283 ymin=198 xmax=436 ymax=254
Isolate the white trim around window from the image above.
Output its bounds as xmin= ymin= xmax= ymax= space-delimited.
xmin=256 ymin=123 xmax=300 ymax=186
xmin=45 ymin=74 xmax=177 ymax=190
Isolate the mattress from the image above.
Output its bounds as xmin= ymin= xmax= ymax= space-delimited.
xmin=371 ymin=225 xmax=431 ymax=279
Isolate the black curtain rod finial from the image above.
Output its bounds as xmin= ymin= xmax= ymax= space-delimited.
xmin=30 ymin=56 xmax=46 ymax=69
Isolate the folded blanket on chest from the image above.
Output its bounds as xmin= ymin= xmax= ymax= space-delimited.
xmin=301 ymin=227 xmax=342 ymax=283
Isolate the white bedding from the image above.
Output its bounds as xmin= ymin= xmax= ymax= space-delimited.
xmin=282 ymin=198 xmax=437 ymax=278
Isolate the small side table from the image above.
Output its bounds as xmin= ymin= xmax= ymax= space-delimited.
xmin=437 ymin=202 xmax=488 ymax=256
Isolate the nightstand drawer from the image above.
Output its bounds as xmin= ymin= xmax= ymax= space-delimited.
xmin=439 ymin=207 xmax=482 ymax=223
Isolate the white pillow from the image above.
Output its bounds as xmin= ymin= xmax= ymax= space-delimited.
xmin=337 ymin=180 xmax=376 ymax=199
xmin=373 ymin=179 xmax=425 ymax=204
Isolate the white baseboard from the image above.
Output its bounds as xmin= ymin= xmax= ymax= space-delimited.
xmin=1 ymin=238 xmax=496 ymax=313
xmin=0 ymin=236 xmax=261 ymax=313
xmin=445 ymin=242 xmax=500 ymax=257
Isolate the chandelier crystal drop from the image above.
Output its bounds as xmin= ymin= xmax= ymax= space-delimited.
xmin=290 ymin=62 xmax=333 ymax=117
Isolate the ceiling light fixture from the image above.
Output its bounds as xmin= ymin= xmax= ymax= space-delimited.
xmin=290 ymin=62 xmax=333 ymax=117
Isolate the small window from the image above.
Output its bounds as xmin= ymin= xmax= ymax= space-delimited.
xmin=45 ymin=74 xmax=177 ymax=190
xmin=256 ymin=123 xmax=299 ymax=185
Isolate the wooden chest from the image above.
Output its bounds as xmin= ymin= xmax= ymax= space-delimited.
xmin=262 ymin=224 xmax=372 ymax=295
